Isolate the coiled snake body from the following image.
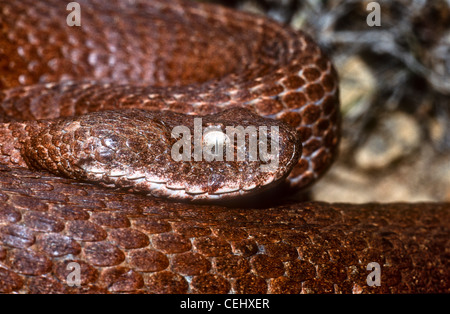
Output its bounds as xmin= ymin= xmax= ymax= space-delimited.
xmin=0 ymin=0 xmax=448 ymax=293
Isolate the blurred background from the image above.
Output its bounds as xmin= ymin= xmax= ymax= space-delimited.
xmin=199 ymin=0 xmax=450 ymax=203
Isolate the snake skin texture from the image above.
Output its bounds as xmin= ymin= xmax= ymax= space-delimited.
xmin=0 ymin=0 xmax=448 ymax=293
xmin=0 ymin=166 xmax=448 ymax=293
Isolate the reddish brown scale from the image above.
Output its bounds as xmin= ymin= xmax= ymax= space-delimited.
xmin=282 ymin=92 xmax=308 ymax=108
xmin=99 ymin=267 xmax=144 ymax=292
xmin=305 ymin=84 xmax=325 ymax=102
xmin=282 ymin=75 xmax=306 ymax=89
xmin=83 ymin=242 xmax=125 ymax=267
xmin=254 ymin=98 xmax=284 ymax=115
xmin=145 ymin=271 xmax=189 ymax=294
xmin=191 ymin=274 xmax=231 ymax=294
xmin=302 ymin=67 xmax=322 ymax=81
xmin=128 ymin=249 xmax=169 ymax=272
xmin=35 ymin=233 xmax=81 ymax=257
xmin=171 ymin=252 xmax=211 ymax=276
xmin=109 ymin=229 xmax=150 ymax=249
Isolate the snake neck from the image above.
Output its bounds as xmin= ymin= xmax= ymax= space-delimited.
xmin=0 ymin=122 xmax=30 ymax=168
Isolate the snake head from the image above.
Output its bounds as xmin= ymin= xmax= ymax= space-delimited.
xmin=20 ymin=108 xmax=302 ymax=201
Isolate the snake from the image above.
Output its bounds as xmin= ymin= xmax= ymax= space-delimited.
xmin=0 ymin=0 xmax=448 ymax=294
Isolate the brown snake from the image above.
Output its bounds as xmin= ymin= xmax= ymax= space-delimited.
xmin=0 ymin=0 xmax=448 ymax=294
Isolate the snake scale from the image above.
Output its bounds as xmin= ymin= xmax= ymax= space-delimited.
xmin=0 ymin=0 xmax=448 ymax=294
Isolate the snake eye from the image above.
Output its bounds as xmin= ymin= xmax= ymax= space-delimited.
xmin=202 ymin=128 xmax=231 ymax=161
